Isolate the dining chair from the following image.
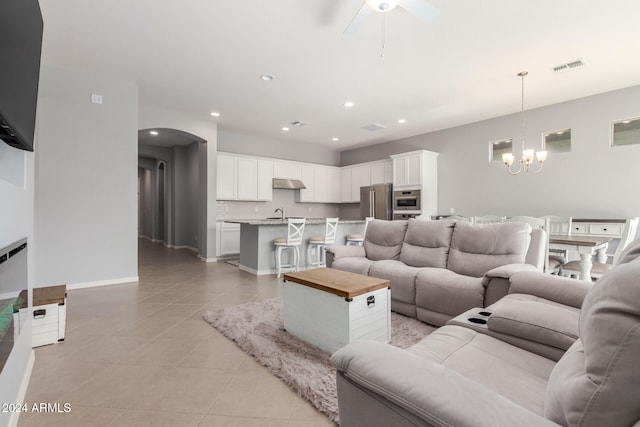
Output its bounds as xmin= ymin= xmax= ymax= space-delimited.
xmin=561 ymin=217 xmax=639 ymax=280
xmin=345 ymin=217 xmax=373 ymax=246
xmin=541 ymin=215 xmax=573 ymax=272
xmin=509 ymin=216 xmax=552 ymax=273
xmin=308 ymin=217 xmax=339 ymax=268
xmin=273 ymin=217 xmax=306 ymax=278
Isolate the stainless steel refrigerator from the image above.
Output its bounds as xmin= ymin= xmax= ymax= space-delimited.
xmin=360 ymin=183 xmax=393 ymax=220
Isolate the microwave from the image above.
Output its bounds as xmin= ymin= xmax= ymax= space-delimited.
xmin=393 ymin=190 xmax=421 ymax=211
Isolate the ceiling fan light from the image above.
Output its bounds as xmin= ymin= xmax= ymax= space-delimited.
xmin=366 ymin=0 xmax=400 ymax=12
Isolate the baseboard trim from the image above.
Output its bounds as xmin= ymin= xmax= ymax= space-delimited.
xmin=238 ymin=264 xmax=278 ymax=276
xmin=199 ymin=255 xmax=217 ymax=263
xmin=67 ymin=276 xmax=139 ymax=290
xmin=10 ymin=350 xmax=35 ymax=427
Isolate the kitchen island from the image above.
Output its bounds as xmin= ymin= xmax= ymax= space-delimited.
xmin=224 ymin=218 xmax=365 ymax=275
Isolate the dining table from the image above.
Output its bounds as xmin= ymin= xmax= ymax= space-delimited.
xmin=549 ymin=234 xmax=612 ymax=281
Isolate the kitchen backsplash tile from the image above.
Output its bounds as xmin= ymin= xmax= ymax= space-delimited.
xmin=216 ymin=189 xmax=342 ymax=220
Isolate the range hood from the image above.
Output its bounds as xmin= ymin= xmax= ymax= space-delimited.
xmin=272 ymin=178 xmax=306 ymax=190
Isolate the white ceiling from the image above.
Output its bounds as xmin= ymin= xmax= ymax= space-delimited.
xmin=39 ymin=0 xmax=640 ymax=151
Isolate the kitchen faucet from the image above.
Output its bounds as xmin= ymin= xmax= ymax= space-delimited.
xmin=274 ymin=207 xmax=286 ymax=220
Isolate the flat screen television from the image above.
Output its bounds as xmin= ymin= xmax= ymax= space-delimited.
xmin=0 ymin=0 xmax=44 ymax=152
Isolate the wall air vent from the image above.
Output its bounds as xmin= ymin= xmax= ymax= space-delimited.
xmin=553 ymin=59 xmax=586 ymax=73
xmin=362 ymin=123 xmax=387 ymax=131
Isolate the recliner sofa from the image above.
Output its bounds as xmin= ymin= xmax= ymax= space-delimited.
xmin=331 ymin=239 xmax=640 ymax=426
xmin=326 ymin=218 xmax=545 ymax=325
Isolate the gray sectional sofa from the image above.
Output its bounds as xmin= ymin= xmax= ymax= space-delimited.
xmin=326 ymin=218 xmax=545 ymax=326
xmin=331 ymin=239 xmax=640 ymax=427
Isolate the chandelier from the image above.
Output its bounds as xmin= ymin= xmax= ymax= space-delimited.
xmin=502 ymin=71 xmax=547 ymax=175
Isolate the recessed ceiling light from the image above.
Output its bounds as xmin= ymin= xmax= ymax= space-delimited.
xmin=282 ymin=127 xmax=290 ymax=132
xmin=344 ymin=101 xmax=354 ymax=108
xmin=398 ymin=119 xmax=406 ymax=124
xmin=149 ymin=130 xmax=158 ymax=136
xmin=332 ymin=137 xmax=339 ymax=142
xmin=210 ymin=112 xmax=220 ymax=117
xmin=260 ymin=74 xmax=274 ymax=81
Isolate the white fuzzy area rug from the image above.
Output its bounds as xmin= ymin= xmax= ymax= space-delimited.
xmin=202 ymin=297 xmax=435 ymax=424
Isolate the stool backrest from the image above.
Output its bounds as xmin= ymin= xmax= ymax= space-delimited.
xmin=286 ymin=218 xmax=306 ymax=245
xmin=324 ymin=217 xmax=339 ymax=245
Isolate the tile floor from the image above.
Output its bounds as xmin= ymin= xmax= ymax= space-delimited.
xmin=18 ymin=239 xmax=335 ymax=426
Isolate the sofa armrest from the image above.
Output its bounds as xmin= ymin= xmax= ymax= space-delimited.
xmin=483 ymin=263 xmax=538 ymax=285
xmin=508 ymin=271 xmax=591 ymax=308
xmin=325 ymin=245 xmax=366 ymax=268
xmin=331 ymin=341 xmax=557 ymax=427
xmin=487 ymin=300 xmax=578 ymax=351
xmin=481 ymin=263 xmax=538 ymax=306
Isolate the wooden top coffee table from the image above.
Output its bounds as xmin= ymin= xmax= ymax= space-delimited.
xmin=283 ymin=268 xmax=391 ymax=354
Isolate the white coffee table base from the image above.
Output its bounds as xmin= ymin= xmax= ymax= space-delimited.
xmin=283 ymin=279 xmax=390 ymax=354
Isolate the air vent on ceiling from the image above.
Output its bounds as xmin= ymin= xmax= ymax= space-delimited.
xmin=362 ymin=123 xmax=387 ymax=131
xmin=553 ymin=59 xmax=586 ymax=73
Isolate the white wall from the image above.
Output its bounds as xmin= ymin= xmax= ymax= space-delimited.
xmin=218 ymin=127 xmax=341 ymax=166
xmin=0 ymin=142 xmax=34 ymax=427
xmin=34 ymin=65 xmax=139 ymax=288
xmin=341 ymin=85 xmax=640 ymax=219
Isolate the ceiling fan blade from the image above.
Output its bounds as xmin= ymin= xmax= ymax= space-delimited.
xmin=343 ymin=2 xmax=373 ymax=35
xmin=398 ymin=0 xmax=438 ymax=23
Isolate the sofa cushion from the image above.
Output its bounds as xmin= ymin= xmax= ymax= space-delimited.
xmin=408 ymin=325 xmax=555 ymax=415
xmin=399 ymin=218 xmax=455 ymax=268
xmin=447 ymin=221 xmax=531 ymax=278
xmin=415 ymin=268 xmax=484 ymax=321
xmin=544 ymin=259 xmax=640 ymax=426
xmin=368 ymin=260 xmax=421 ymax=306
xmin=363 ymin=220 xmax=408 ymax=261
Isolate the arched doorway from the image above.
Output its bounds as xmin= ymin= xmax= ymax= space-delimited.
xmin=138 ymin=128 xmax=207 ymax=255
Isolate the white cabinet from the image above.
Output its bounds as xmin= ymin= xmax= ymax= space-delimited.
xmin=327 ymin=167 xmax=341 ymax=203
xmin=350 ymin=164 xmax=371 ymax=203
xmin=298 ymin=165 xmax=340 ymax=203
xmin=217 ymin=153 xmax=273 ymax=201
xmin=237 ymin=157 xmax=257 ymax=200
xmin=216 ymin=154 xmax=238 ymax=200
xmin=341 ymin=168 xmax=352 ymax=202
xmin=257 ymin=159 xmax=273 ymax=201
xmin=314 ymin=166 xmax=329 ymax=202
xmin=392 ymin=152 xmax=423 ymax=187
xmin=216 ymin=222 xmax=240 ymax=257
xmin=273 ymin=161 xmax=302 ymax=180
xmin=299 ymin=166 xmax=315 ymax=202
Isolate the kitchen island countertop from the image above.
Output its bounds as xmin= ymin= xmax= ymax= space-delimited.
xmin=224 ymin=218 xmax=364 ymax=226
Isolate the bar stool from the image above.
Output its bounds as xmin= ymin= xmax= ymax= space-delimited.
xmin=345 ymin=217 xmax=373 ymax=246
xmin=273 ymin=218 xmax=306 ymax=278
xmin=308 ymin=217 xmax=339 ymax=268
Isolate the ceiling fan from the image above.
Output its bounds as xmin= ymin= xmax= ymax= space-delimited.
xmin=344 ymin=0 xmax=438 ymax=34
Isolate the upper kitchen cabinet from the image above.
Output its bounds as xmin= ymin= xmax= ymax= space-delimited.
xmin=273 ymin=161 xmax=302 ymax=180
xmin=391 ymin=150 xmax=438 ymax=189
xmin=256 ymin=159 xmax=273 ymax=201
xmin=299 ymin=165 xmax=340 ymax=203
xmin=216 ymin=153 xmax=238 ymax=200
xmin=216 ymin=153 xmax=273 ymax=201
xmin=370 ymin=159 xmax=393 ymax=185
